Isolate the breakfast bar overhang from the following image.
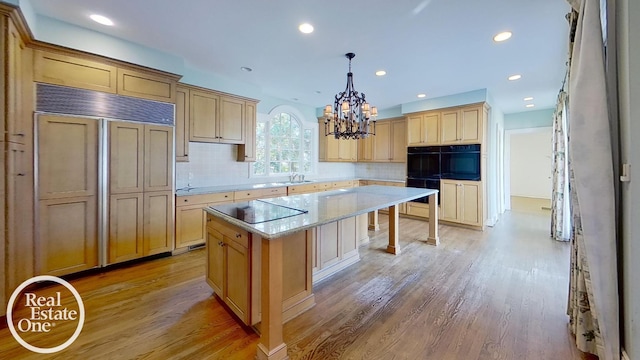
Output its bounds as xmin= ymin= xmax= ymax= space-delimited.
xmin=204 ymin=185 xmax=439 ymax=360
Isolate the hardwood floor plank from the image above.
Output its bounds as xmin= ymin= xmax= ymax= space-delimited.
xmin=0 ymin=212 xmax=595 ymax=359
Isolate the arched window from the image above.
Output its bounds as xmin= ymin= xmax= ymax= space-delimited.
xmin=253 ymin=110 xmax=313 ymax=177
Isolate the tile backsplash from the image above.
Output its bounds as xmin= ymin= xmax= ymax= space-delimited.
xmin=354 ymin=162 xmax=406 ymax=180
xmin=175 ymin=142 xmax=359 ymax=188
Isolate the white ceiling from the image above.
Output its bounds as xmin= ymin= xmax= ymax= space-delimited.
xmin=27 ymin=0 xmax=571 ymax=115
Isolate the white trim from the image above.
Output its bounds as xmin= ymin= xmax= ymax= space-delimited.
xmin=503 ymin=126 xmax=553 ymax=210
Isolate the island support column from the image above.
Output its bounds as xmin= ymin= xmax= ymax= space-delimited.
xmin=386 ymin=205 xmax=400 ymax=254
xmin=256 ymin=237 xmax=289 ymax=360
xmin=427 ymin=193 xmax=440 ymax=245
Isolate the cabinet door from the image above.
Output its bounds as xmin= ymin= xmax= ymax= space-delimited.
xmin=460 ymin=107 xmax=482 ymax=143
xmin=237 ymin=101 xmax=256 ymax=161
xmin=340 ymin=139 xmax=357 ymax=161
xmin=391 ymin=119 xmax=407 ymax=162
xmin=326 ymin=134 xmax=341 ymax=160
xmin=117 ymin=68 xmax=176 ymax=103
xmin=206 ymin=227 xmax=225 ymax=296
xmin=144 ymin=125 xmax=173 ymax=192
xmin=440 ymin=180 xmax=461 ymax=222
xmin=33 ymin=49 xmax=117 ymax=94
xmin=38 ymin=197 xmax=98 ymax=276
xmin=373 ymin=121 xmax=391 ymax=161
xmin=357 ymin=135 xmax=373 ymax=161
xmin=190 ymin=90 xmax=220 ymax=142
xmin=225 ymin=238 xmax=250 ymax=323
xmin=7 ymin=19 xmax=25 ymax=144
xmin=144 ymin=191 xmax=173 ymax=255
xmin=407 ymin=115 xmax=423 ymax=146
xmin=175 ymin=86 xmax=190 ymax=162
xmin=218 ymin=96 xmax=245 ymax=143
xmin=423 ymin=113 xmax=441 ymax=145
xmin=37 ymin=115 xmax=99 ymax=275
xmin=38 ymin=115 xmax=98 ymax=200
xmin=318 ymin=222 xmax=341 ymax=269
xmin=110 ymin=122 xmax=144 ymax=194
xmin=340 ymin=217 xmax=358 ymax=259
xmin=461 ymin=182 xmax=481 ymax=225
xmin=175 ymin=204 xmax=207 ymax=249
xmin=109 ymin=193 xmax=144 ymax=264
xmin=441 ymin=110 xmax=460 ymax=143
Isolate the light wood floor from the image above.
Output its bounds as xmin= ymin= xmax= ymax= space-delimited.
xmin=0 ymin=212 xmax=595 ymax=360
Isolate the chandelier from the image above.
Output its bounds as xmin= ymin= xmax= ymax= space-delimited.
xmin=323 ymin=52 xmax=377 ymax=139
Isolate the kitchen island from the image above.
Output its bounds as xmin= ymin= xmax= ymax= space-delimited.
xmin=203 ymin=185 xmax=438 ymax=360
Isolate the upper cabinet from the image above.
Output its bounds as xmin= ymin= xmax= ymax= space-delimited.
xmin=407 ymin=103 xmax=488 ymax=146
xmin=175 ymin=84 xmax=257 ymax=157
xmin=318 ymin=119 xmax=358 ymax=162
xmin=357 ymin=118 xmax=406 ymax=163
xmin=33 ymin=49 xmax=179 ymax=103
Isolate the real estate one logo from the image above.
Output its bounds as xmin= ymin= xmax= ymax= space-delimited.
xmin=6 ymin=275 xmax=85 ymax=354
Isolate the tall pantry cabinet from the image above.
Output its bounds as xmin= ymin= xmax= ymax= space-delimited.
xmin=1 ymin=5 xmax=34 ymax=317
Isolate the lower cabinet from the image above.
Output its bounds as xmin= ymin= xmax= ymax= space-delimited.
xmin=440 ymin=179 xmax=482 ymax=227
xmin=206 ymin=217 xmax=250 ymax=323
xmin=405 ymin=201 xmax=432 ymax=219
xmin=109 ymin=190 xmax=173 ymax=264
xmin=175 ymin=191 xmax=234 ymax=250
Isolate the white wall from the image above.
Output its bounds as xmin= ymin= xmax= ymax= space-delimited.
xmin=618 ymin=0 xmax=640 ymax=357
xmin=509 ymin=128 xmax=552 ymax=199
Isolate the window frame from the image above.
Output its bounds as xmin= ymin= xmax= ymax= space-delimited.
xmin=251 ymin=105 xmax=316 ymax=179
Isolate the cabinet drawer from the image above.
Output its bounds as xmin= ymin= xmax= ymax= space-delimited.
xmin=261 ymin=187 xmax=287 ymax=198
xmin=406 ymin=202 xmax=430 ymax=218
xmin=332 ymin=180 xmax=353 ymax=189
xmin=208 ymin=215 xmax=249 ymax=248
xmin=234 ymin=190 xmax=262 ymax=201
xmin=177 ymin=192 xmax=234 ymax=206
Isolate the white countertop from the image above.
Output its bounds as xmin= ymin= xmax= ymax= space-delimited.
xmin=203 ymin=185 xmax=437 ymax=239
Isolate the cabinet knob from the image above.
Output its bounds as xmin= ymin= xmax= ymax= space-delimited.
xmin=218 ymin=241 xmax=224 ymax=247
xmin=235 ymin=233 xmax=241 ymax=238
xmin=207 ymin=218 xmax=212 ymax=222
xmin=184 ymin=199 xmax=188 ymax=202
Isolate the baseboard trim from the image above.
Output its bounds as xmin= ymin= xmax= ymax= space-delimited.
xmin=622 ymin=349 xmax=630 ymax=360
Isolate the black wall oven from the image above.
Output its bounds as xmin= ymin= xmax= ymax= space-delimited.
xmin=406 ymin=144 xmax=481 ymax=203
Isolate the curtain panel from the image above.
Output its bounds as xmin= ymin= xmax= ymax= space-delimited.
xmin=551 ymin=92 xmax=571 ymax=242
xmin=565 ymin=0 xmax=620 ymax=359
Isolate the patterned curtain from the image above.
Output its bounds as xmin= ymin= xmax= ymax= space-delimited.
xmin=567 ymin=168 xmax=603 ymax=355
xmin=550 ymin=92 xmax=571 ymax=242
xmin=565 ymin=0 xmax=619 ymax=359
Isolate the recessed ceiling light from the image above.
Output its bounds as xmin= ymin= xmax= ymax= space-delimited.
xmin=292 ymin=98 xmax=299 ymax=101
xmin=298 ymin=23 xmax=314 ymax=34
xmin=526 ymin=104 xmax=535 ymax=108
xmin=508 ymin=74 xmax=522 ymax=81
xmin=493 ymin=31 xmax=512 ymax=42
xmin=90 ymin=14 xmax=113 ymax=26
xmin=523 ymin=96 xmax=534 ymax=101
xmin=417 ymin=94 xmax=426 ymax=98
xmin=240 ymin=66 xmax=252 ymax=72
xmin=375 ymin=70 xmax=387 ymax=76
xmin=315 ymin=90 xmax=322 ymax=94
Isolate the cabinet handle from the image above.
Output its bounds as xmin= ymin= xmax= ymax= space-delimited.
xmin=14 ymin=133 xmax=25 ymax=137
xmin=235 ymin=233 xmax=241 ymax=238
xmin=184 ymin=199 xmax=188 ymax=202
xmin=218 ymin=241 xmax=224 ymax=247
xmin=207 ymin=218 xmax=212 ymax=222
xmin=245 ymin=155 xmax=248 ymax=158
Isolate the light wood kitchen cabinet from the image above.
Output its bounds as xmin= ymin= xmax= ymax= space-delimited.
xmin=313 ymin=214 xmax=367 ymax=283
xmin=407 ymin=112 xmax=440 ymax=146
xmin=175 ymin=85 xmax=190 ymax=162
xmin=440 ymin=179 xmax=482 ymax=227
xmin=33 ymin=49 xmax=179 ymax=103
xmin=406 ymin=103 xmax=487 ymax=146
xmin=189 ymin=89 xmax=246 ymax=144
xmin=108 ymin=121 xmax=174 ymax=264
xmin=441 ymin=106 xmax=484 ymax=144
xmin=117 ymin=67 xmax=176 ymax=103
xmin=36 ymin=115 xmax=99 ymax=276
xmin=206 ymin=215 xmax=251 ymax=324
xmin=34 ymin=49 xmax=117 ymax=94
xmin=358 ymin=118 xmax=406 ymax=162
xmin=318 ymin=119 xmax=358 ymax=162
xmin=237 ymin=102 xmax=256 ymax=162
xmin=175 ymin=191 xmax=234 ymax=250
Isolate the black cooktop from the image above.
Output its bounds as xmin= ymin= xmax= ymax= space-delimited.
xmin=209 ymin=200 xmax=307 ymax=224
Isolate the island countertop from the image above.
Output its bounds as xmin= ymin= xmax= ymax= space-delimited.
xmin=203 ymin=185 xmax=437 ymax=239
